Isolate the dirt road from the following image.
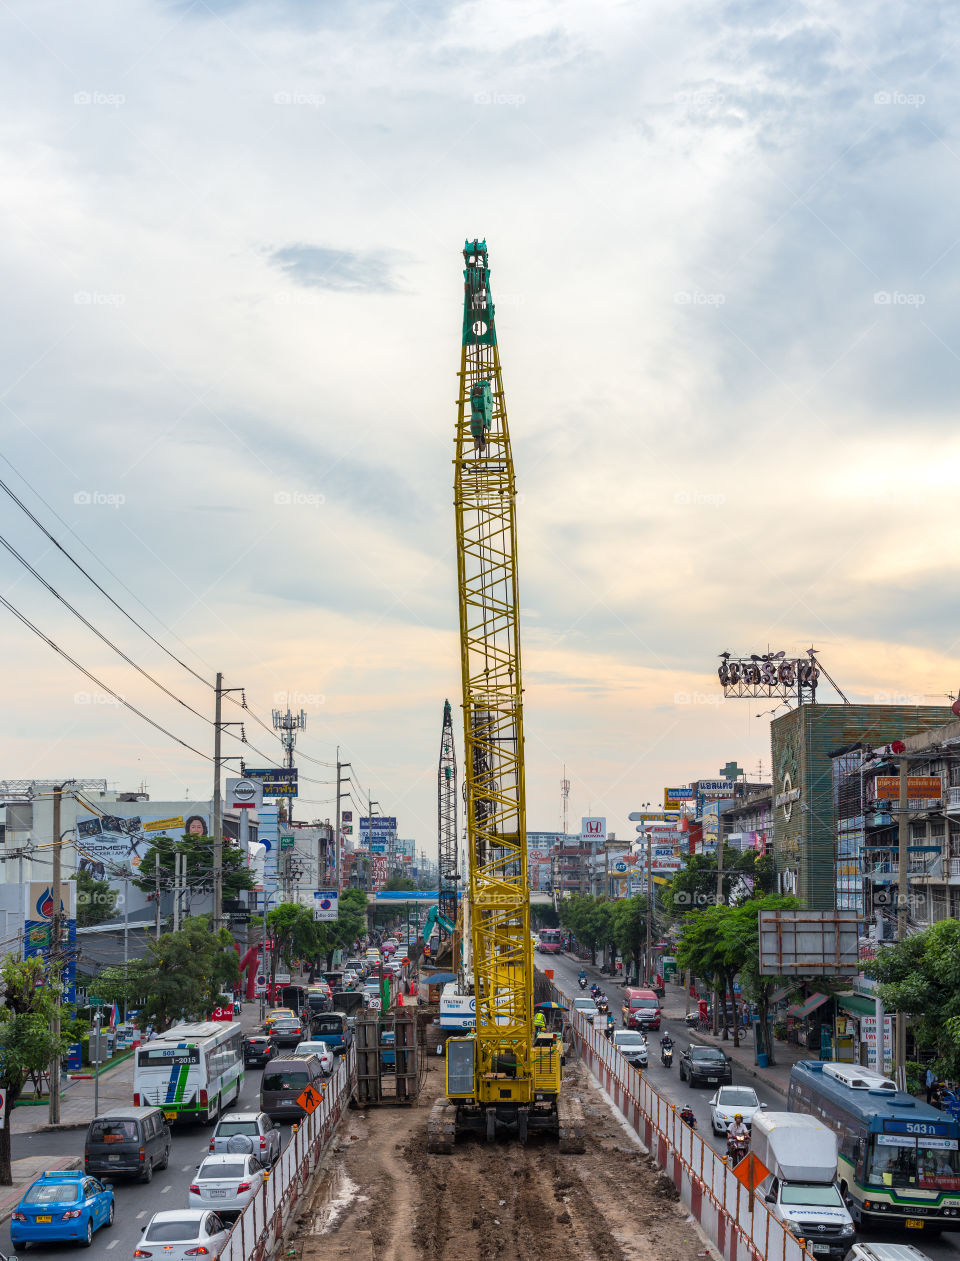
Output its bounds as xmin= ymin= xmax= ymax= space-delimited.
xmin=297 ymin=1055 xmax=714 ymax=1261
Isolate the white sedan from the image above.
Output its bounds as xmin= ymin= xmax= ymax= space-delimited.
xmin=293 ymin=1041 xmax=335 ymax=1074
xmin=709 ymin=1085 xmax=765 ymax=1135
xmin=188 ymin=1154 xmax=266 ymax=1216
xmin=135 ymin=1210 xmax=231 ymax=1261
xmin=571 ymin=996 xmax=599 ymax=1018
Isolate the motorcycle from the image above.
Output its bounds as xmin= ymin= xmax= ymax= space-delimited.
xmin=684 ymin=1011 xmax=700 ymax=1027
xmin=727 ymin=1135 xmax=749 ymax=1165
xmin=679 ymin=1106 xmax=697 ymax=1129
xmin=661 ymin=1045 xmax=673 ymax=1068
xmin=596 ymin=996 xmax=609 ymax=1014
xmin=578 ymin=976 xmax=588 ymax=990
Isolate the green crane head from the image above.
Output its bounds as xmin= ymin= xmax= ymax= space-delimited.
xmin=462 ymin=238 xmax=497 ymax=347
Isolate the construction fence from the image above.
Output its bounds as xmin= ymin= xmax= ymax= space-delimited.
xmin=218 ymin=1047 xmax=354 ymax=1261
xmin=552 ymin=980 xmax=815 ymax=1261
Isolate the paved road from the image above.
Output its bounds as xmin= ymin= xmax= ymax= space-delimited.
xmin=4 ymin=1065 xmax=299 ymax=1261
xmin=546 ymin=952 xmax=960 ymax=1261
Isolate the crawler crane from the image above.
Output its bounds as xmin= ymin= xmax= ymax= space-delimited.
xmin=427 ymin=241 xmax=584 ymax=1152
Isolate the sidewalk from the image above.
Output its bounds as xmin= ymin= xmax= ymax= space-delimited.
xmin=0 ymin=1156 xmax=81 ymax=1225
xmin=562 ymin=956 xmax=809 ymax=1101
xmin=11 ymin=1004 xmax=265 ymax=1134
xmin=659 ymin=980 xmax=810 ymax=1099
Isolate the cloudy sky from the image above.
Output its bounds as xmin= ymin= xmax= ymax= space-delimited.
xmin=2 ymin=0 xmax=959 ymax=857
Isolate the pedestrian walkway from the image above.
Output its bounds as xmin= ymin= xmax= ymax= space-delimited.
xmin=11 ymin=1005 xmax=264 ymax=1134
xmin=0 ymin=1155 xmax=81 ymax=1224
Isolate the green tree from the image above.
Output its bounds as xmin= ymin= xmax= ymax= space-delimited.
xmin=91 ymin=917 xmax=239 ymax=1034
xmin=868 ymin=919 xmax=960 ymax=1079
xmin=612 ymin=896 xmax=649 ymax=984
xmin=531 ymin=904 xmax=560 ymax=930
xmin=266 ymin=903 xmax=322 ymax=987
xmin=676 ymin=903 xmax=732 ymax=1035
xmin=559 ymin=895 xmax=615 ymax=966
xmin=0 ymin=956 xmax=75 ymax=1184
xmin=726 ymin=895 xmax=801 ymax=1064
xmin=73 ymin=869 xmax=118 ymax=928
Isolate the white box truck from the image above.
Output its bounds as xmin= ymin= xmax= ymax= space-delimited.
xmin=752 ymin=1112 xmax=856 ymax=1259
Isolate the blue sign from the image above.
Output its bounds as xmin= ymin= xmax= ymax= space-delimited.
xmin=66 ymin=1042 xmax=83 ymax=1072
xmin=243 ymin=768 xmax=298 ymax=797
xmin=370 ymin=843 xmax=386 ymax=854
xmin=883 ymin=1119 xmax=953 ymax=1137
xmin=615 ymin=863 xmax=627 ymax=872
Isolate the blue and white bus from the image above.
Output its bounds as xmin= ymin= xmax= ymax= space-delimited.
xmin=134 ymin=1022 xmax=244 ymax=1124
xmin=788 ymin=1061 xmax=960 ymax=1233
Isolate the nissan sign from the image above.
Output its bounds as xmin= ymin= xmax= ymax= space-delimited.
xmin=226 ymin=777 xmax=263 ymax=811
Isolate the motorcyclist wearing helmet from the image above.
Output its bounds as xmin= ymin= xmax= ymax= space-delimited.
xmin=727 ymin=1113 xmax=749 ymax=1143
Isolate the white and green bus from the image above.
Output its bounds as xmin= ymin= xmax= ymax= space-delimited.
xmin=134 ymin=1022 xmax=244 ymax=1124
xmin=788 ymin=1060 xmax=960 ymax=1234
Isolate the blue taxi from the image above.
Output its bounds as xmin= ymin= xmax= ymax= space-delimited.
xmin=11 ymin=1171 xmax=115 ymax=1247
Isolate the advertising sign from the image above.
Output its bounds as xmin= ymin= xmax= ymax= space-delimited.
xmin=313 ymin=890 xmax=339 ymax=922
xmin=225 ymin=778 xmax=263 ymax=811
xmin=24 ymin=882 xmax=77 ymax=1002
xmin=77 ymin=810 xmax=209 ymax=876
xmin=581 ymin=817 xmax=606 ymax=844
xmin=861 ymin=1014 xmax=893 ymax=1073
xmin=242 ymin=768 xmax=298 ymax=797
xmin=664 ymin=787 xmax=695 ymax=808
xmin=873 ymin=776 xmax=942 ymax=801
xmin=342 ymin=811 xmax=353 ymax=822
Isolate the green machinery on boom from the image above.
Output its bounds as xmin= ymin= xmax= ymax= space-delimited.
xmin=427 ymin=240 xmax=583 ymax=1151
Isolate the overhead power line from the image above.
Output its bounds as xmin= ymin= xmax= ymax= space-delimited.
xmin=0 ymin=589 xmax=213 ymax=764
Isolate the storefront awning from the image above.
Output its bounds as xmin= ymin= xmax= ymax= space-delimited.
xmin=787 ymin=992 xmax=830 ymax=1020
xmin=837 ymin=994 xmax=877 ymax=1017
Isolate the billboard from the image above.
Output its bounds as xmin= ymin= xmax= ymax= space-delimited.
xmin=243 ymin=768 xmax=298 ymax=797
xmin=664 ymin=787 xmax=695 ymax=808
xmin=581 ymin=817 xmax=606 ymax=844
xmin=758 ymin=909 xmax=859 ymax=976
xmin=76 ymin=809 xmax=209 ymax=876
xmin=873 ymin=776 xmax=942 ymax=801
xmin=24 ymin=882 xmax=77 ymax=1002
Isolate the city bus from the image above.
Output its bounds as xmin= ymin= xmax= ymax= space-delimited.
xmin=536 ymin=928 xmax=563 ymax=954
xmin=134 ymin=1021 xmax=244 ymax=1124
xmin=787 ymin=1060 xmax=960 ymax=1232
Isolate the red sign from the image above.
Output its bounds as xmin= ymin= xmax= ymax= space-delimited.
xmin=874 ymin=776 xmax=942 ymax=800
xmin=210 ymin=1006 xmax=234 ymax=1022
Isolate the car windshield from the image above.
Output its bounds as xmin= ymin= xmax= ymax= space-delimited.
xmin=629 ymin=998 xmax=657 ymax=1009
xmin=199 ymin=1162 xmax=246 ymax=1180
xmin=866 ymin=1136 xmax=960 ymax=1189
xmin=779 ymin=1183 xmax=845 ymax=1207
xmin=247 ymin=1038 xmax=269 ymax=1046
xmin=616 ymin=1034 xmax=646 ymax=1045
xmin=90 ymin=1120 xmax=138 ymax=1142
xmin=24 ymin=1183 xmax=80 ymax=1203
xmin=692 ymin=1048 xmax=726 ymax=1062
xmin=145 ymin=1220 xmax=205 ymax=1242
xmin=215 ymin=1121 xmax=258 ymax=1136
xmin=295 ymin=1044 xmax=327 ymax=1055
xmin=717 ymin=1089 xmax=758 ymax=1107
xmin=263 ymin=1071 xmax=309 ymax=1091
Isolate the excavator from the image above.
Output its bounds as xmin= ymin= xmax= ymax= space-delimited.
xmin=427 ymin=241 xmax=584 ymax=1153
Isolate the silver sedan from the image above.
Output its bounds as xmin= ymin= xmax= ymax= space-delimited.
xmin=188 ymin=1155 xmax=266 ymax=1217
xmin=135 ymin=1210 xmax=230 ymax=1261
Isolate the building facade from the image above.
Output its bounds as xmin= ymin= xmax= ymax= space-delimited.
xmin=770 ymin=704 xmax=955 ymax=909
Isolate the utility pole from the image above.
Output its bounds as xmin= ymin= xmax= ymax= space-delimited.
xmin=335 ymin=751 xmax=351 ymax=891
xmin=49 ymin=783 xmax=66 ymax=1126
xmin=212 ymin=673 xmax=246 ymax=934
xmin=713 ymin=812 xmax=725 ymax=1036
xmin=895 ymin=755 xmax=909 ymax=1088
xmin=213 ymin=672 xmax=223 ymax=934
xmin=155 ymin=850 xmax=161 ymax=940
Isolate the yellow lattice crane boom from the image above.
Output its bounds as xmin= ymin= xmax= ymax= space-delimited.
xmin=427 ymin=240 xmax=583 ymax=1151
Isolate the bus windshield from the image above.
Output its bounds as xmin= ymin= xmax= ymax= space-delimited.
xmin=867 ymin=1136 xmax=960 ymax=1190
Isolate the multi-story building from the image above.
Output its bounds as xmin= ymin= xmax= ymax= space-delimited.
xmin=832 ymin=718 xmax=960 ymax=932
xmin=719 ymin=789 xmax=772 ymax=855
xmin=771 ymin=704 xmax=954 ymax=908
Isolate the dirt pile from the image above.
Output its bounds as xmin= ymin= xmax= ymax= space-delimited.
xmin=296 ymin=1056 xmax=713 ymax=1261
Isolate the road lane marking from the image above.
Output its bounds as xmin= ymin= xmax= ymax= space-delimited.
xmin=136 ymin=1210 xmax=147 ymax=1219
xmin=106 ymin=1240 xmax=119 ymax=1249
xmin=161 ymin=1184 xmax=172 ymax=1193
xmin=182 ymin=1164 xmax=192 ymax=1171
